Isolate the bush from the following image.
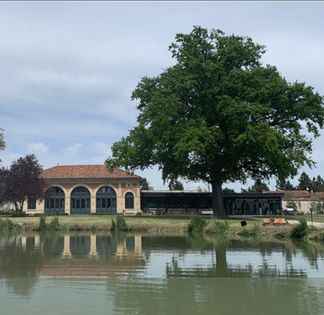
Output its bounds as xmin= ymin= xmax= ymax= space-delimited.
xmin=48 ymin=216 xmax=60 ymax=232
xmin=10 ymin=211 xmax=27 ymax=217
xmin=316 ymin=233 xmax=324 ymax=242
xmin=290 ymin=218 xmax=309 ymax=240
xmin=188 ymin=216 xmax=207 ymax=233
xmin=237 ymin=223 xmax=260 ymax=237
xmin=111 ymin=219 xmax=116 ymax=232
xmin=0 ymin=218 xmax=22 ymax=232
xmin=205 ymin=220 xmax=229 ymax=235
xmin=38 ymin=215 xmax=47 ymax=232
xmin=116 ymin=215 xmax=128 ymax=231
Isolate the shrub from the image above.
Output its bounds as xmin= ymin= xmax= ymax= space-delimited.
xmin=116 ymin=215 xmax=128 ymax=231
xmin=111 ymin=219 xmax=116 ymax=232
xmin=0 ymin=218 xmax=22 ymax=232
xmin=70 ymin=224 xmax=83 ymax=231
xmin=38 ymin=215 xmax=47 ymax=232
xmin=316 ymin=233 xmax=324 ymax=242
xmin=10 ymin=211 xmax=27 ymax=217
xmin=205 ymin=220 xmax=229 ymax=235
xmin=290 ymin=218 xmax=309 ymax=240
xmin=48 ymin=216 xmax=60 ymax=232
xmin=188 ymin=216 xmax=207 ymax=233
xmin=237 ymin=223 xmax=260 ymax=237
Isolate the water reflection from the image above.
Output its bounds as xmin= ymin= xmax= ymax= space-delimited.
xmin=0 ymin=233 xmax=324 ymax=304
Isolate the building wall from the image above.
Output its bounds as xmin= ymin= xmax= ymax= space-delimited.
xmin=282 ymin=199 xmax=312 ymax=214
xmin=23 ymin=178 xmax=141 ymax=214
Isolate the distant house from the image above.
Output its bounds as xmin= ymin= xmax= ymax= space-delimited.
xmin=274 ymin=190 xmax=324 ymax=214
xmin=23 ymin=164 xmax=142 ymax=215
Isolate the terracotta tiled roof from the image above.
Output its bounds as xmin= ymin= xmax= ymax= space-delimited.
xmin=311 ymin=192 xmax=324 ymax=200
xmin=262 ymin=190 xmax=284 ymax=195
xmin=279 ymin=190 xmax=310 ymax=199
xmin=269 ymin=190 xmax=324 ymax=200
xmin=41 ymin=165 xmax=140 ymax=179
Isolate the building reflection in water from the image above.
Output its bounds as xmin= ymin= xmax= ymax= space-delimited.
xmin=0 ymin=233 xmax=145 ymax=296
xmin=1 ymin=233 xmax=324 ymax=301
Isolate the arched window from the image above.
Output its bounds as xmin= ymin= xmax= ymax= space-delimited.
xmin=44 ymin=187 xmax=65 ymax=214
xmin=96 ymin=186 xmax=117 ymax=214
xmin=70 ymin=186 xmax=91 ymax=214
xmin=125 ymin=192 xmax=134 ymax=209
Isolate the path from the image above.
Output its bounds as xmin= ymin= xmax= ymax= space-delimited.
xmin=287 ymin=220 xmax=324 ymax=229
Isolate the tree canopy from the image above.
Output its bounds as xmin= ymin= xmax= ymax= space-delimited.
xmin=0 ymin=154 xmax=46 ymax=212
xmin=140 ymin=178 xmax=153 ymax=191
xmin=247 ymin=178 xmax=269 ymax=193
xmin=297 ymin=171 xmax=312 ymax=191
xmin=169 ymin=180 xmax=184 ymax=191
xmin=106 ymin=26 xmax=324 ymax=217
xmin=276 ymin=178 xmax=295 ymax=191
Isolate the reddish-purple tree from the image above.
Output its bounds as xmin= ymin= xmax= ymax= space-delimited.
xmin=0 ymin=154 xmax=47 ymax=212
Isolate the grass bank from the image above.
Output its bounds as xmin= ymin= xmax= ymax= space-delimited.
xmin=1 ymin=215 xmax=324 ymax=242
xmin=0 ymin=215 xmax=287 ymax=236
xmin=1 ymin=215 xmax=194 ymax=233
xmin=1 ymin=215 xmax=255 ymax=233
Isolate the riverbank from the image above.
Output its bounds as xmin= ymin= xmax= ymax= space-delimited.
xmin=1 ymin=215 xmax=324 ymax=242
xmin=1 ymin=215 xmax=192 ymax=233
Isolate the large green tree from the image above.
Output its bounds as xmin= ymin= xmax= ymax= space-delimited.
xmin=106 ymin=26 xmax=324 ymax=217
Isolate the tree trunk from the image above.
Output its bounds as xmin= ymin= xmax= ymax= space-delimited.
xmin=14 ymin=202 xmax=19 ymax=212
xmin=19 ymin=201 xmax=24 ymax=212
xmin=211 ymin=181 xmax=226 ymax=218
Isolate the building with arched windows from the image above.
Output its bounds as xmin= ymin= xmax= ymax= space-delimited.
xmin=24 ymin=165 xmax=142 ymax=215
xmin=22 ymin=164 xmax=284 ymax=216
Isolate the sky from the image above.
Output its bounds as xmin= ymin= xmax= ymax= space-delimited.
xmin=1 ymin=1 xmax=324 ymax=191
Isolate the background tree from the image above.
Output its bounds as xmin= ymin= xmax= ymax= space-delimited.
xmin=311 ymin=175 xmax=324 ymax=192
xmin=276 ymin=179 xmax=295 ymax=190
xmin=297 ymin=172 xmax=312 ymax=191
xmin=106 ymin=26 xmax=324 ymax=217
xmin=0 ymin=154 xmax=46 ymax=212
xmin=0 ymin=167 xmax=6 ymax=206
xmin=248 ymin=178 xmax=269 ymax=193
xmin=0 ymin=128 xmax=5 ymax=162
xmin=168 ymin=179 xmax=184 ymax=191
xmin=140 ymin=178 xmax=153 ymax=190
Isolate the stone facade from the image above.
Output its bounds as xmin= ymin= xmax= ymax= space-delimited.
xmin=281 ymin=190 xmax=324 ymax=214
xmin=23 ymin=165 xmax=142 ymax=215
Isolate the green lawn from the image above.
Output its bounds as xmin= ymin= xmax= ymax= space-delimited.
xmin=0 ymin=214 xmax=255 ymax=232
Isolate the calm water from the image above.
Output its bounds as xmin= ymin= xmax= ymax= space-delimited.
xmin=0 ymin=233 xmax=324 ymax=315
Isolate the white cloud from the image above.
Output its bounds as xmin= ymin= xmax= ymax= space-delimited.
xmin=26 ymin=142 xmax=48 ymax=154
xmin=62 ymin=143 xmax=83 ymax=155
xmin=1 ymin=2 xmax=324 ymax=189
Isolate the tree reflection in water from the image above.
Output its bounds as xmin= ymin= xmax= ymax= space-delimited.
xmin=0 ymin=231 xmax=323 ymax=311
xmin=0 ymin=235 xmax=43 ymax=296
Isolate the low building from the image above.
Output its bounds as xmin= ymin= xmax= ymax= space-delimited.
xmin=141 ymin=190 xmax=283 ymax=216
xmin=23 ymin=165 xmax=142 ymax=215
xmin=280 ymin=190 xmax=324 ymax=214
xmin=23 ymin=163 xmax=284 ymax=216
